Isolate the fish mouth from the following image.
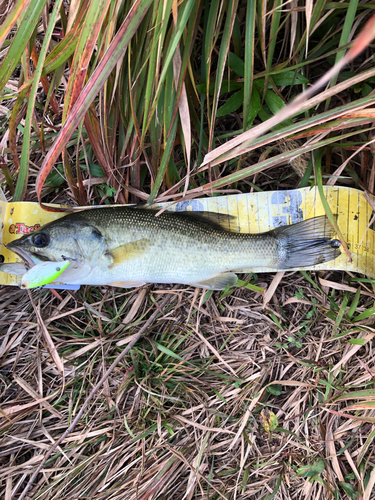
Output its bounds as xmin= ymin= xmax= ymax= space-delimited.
xmin=5 ymin=244 xmax=48 ymax=268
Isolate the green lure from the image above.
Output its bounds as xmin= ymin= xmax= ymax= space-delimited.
xmin=20 ymin=260 xmax=70 ymax=289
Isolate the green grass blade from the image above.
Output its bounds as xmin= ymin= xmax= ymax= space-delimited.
xmin=13 ymin=0 xmax=64 ymax=201
xmin=325 ymin=0 xmax=359 ymax=110
xmin=0 ymin=0 xmax=47 ymax=91
xmin=314 ymin=149 xmax=350 ymax=258
xmin=264 ymin=0 xmax=282 ymax=91
xmin=353 ymin=306 xmax=375 ymax=322
xmin=243 ymin=0 xmax=256 ymax=129
xmin=347 ymin=288 xmax=361 ymax=320
xmin=208 ymin=0 xmax=240 ymax=148
xmin=0 ymin=0 xmax=32 ymax=47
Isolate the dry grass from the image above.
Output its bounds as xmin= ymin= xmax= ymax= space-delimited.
xmin=1 ymin=273 xmax=375 ymax=499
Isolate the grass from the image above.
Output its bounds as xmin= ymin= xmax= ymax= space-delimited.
xmin=1 ymin=1 xmax=375 ymax=499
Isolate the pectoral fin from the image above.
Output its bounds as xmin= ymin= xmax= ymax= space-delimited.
xmin=108 ymin=238 xmax=150 ymax=268
xmin=0 ymin=262 xmax=27 ymax=277
xmin=188 ymin=272 xmax=238 ymax=290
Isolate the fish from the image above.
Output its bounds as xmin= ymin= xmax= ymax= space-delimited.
xmin=4 ymin=207 xmax=342 ymax=290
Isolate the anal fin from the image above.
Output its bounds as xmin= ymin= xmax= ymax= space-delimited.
xmin=108 ymin=238 xmax=150 ymax=267
xmin=188 ymin=272 xmax=238 ymax=290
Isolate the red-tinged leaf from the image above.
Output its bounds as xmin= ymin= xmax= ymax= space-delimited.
xmin=84 ymin=108 xmax=126 ymax=204
xmin=42 ymin=26 xmax=81 ymax=76
xmin=346 ymin=14 xmax=375 ymax=60
xmin=345 ymin=402 xmax=375 ymax=410
xmin=325 ymin=408 xmax=375 ymax=423
xmin=36 ymin=0 xmax=153 ymax=209
xmin=292 ymin=116 xmax=375 ymax=139
xmin=60 ymin=0 xmax=112 ymax=200
xmin=0 ymin=0 xmax=32 ymax=47
xmin=62 ymin=0 xmax=112 ymax=120
xmin=340 ymin=109 xmax=375 ymax=119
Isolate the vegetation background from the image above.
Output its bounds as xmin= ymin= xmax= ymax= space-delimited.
xmin=1 ymin=0 xmax=375 ymax=498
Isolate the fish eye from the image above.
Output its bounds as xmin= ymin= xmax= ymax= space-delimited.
xmin=32 ymin=233 xmax=49 ymax=248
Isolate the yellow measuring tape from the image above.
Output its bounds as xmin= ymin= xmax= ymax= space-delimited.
xmin=1 ymin=186 xmax=374 ymax=287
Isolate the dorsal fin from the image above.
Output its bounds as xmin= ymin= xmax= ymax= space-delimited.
xmin=176 ymin=211 xmax=240 ymax=232
xmin=130 ymin=202 xmax=240 ymax=232
xmin=132 ymin=205 xmax=239 ymax=232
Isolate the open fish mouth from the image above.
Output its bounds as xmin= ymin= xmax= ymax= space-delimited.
xmin=5 ymin=244 xmax=49 ymax=268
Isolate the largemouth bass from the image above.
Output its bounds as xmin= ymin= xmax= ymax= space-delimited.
xmin=5 ymin=207 xmax=341 ymax=290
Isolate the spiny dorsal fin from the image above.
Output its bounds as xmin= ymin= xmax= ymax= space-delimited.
xmin=132 ymin=202 xmax=162 ymax=210
xmin=132 ymin=203 xmax=240 ymax=232
xmin=177 ymin=211 xmax=240 ymax=232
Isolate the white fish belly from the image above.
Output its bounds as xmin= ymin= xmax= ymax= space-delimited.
xmin=61 ymin=236 xmax=277 ymax=286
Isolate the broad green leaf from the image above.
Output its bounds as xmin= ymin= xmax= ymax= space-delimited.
xmin=264 ymin=90 xmax=293 ymax=126
xmin=273 ymin=71 xmax=309 ymax=86
xmin=228 ymin=51 xmax=244 ymax=77
xmin=338 ymin=482 xmax=360 ymax=499
xmin=267 ymin=384 xmax=282 ymax=395
xmin=246 ymin=87 xmax=261 ymax=127
xmin=296 ymin=459 xmax=325 ymax=478
xmin=217 ymin=89 xmax=244 ymax=117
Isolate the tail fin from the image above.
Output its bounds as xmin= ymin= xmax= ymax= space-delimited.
xmin=274 ymin=215 xmax=341 ymax=269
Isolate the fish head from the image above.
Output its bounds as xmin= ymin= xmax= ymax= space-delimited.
xmin=6 ymin=217 xmax=108 ymax=275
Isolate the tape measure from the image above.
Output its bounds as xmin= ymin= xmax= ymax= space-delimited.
xmin=1 ymin=186 xmax=374 ymax=287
